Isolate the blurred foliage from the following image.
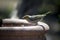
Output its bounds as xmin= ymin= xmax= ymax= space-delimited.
xmin=58 ymin=15 xmax=60 ymax=23
xmin=38 ymin=0 xmax=60 ymax=14
xmin=38 ymin=0 xmax=60 ymax=23
xmin=38 ymin=4 xmax=56 ymax=15
xmin=54 ymin=0 xmax=60 ymax=6
xmin=0 ymin=6 xmax=12 ymax=19
xmin=0 ymin=0 xmax=60 ymax=19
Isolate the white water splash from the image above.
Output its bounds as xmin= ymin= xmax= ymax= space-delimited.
xmin=10 ymin=2 xmax=18 ymax=19
xmin=10 ymin=9 xmax=18 ymax=19
xmin=10 ymin=0 xmax=21 ymax=19
xmin=10 ymin=0 xmax=22 ymax=19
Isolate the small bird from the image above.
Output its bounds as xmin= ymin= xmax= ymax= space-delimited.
xmin=23 ymin=11 xmax=51 ymax=22
xmin=23 ymin=15 xmax=45 ymax=23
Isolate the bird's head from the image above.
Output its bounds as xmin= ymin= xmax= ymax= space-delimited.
xmin=23 ymin=15 xmax=30 ymax=20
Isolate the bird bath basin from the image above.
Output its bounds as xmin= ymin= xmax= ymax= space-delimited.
xmin=0 ymin=19 xmax=49 ymax=40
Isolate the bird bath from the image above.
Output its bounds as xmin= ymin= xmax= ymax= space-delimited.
xmin=0 ymin=1 xmax=50 ymax=40
xmin=0 ymin=0 xmax=49 ymax=39
xmin=0 ymin=18 xmax=49 ymax=40
xmin=0 ymin=18 xmax=49 ymax=31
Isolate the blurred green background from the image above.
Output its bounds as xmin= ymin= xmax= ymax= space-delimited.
xmin=0 ymin=0 xmax=60 ymax=20
xmin=0 ymin=0 xmax=18 ymax=18
xmin=0 ymin=0 xmax=60 ymax=40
